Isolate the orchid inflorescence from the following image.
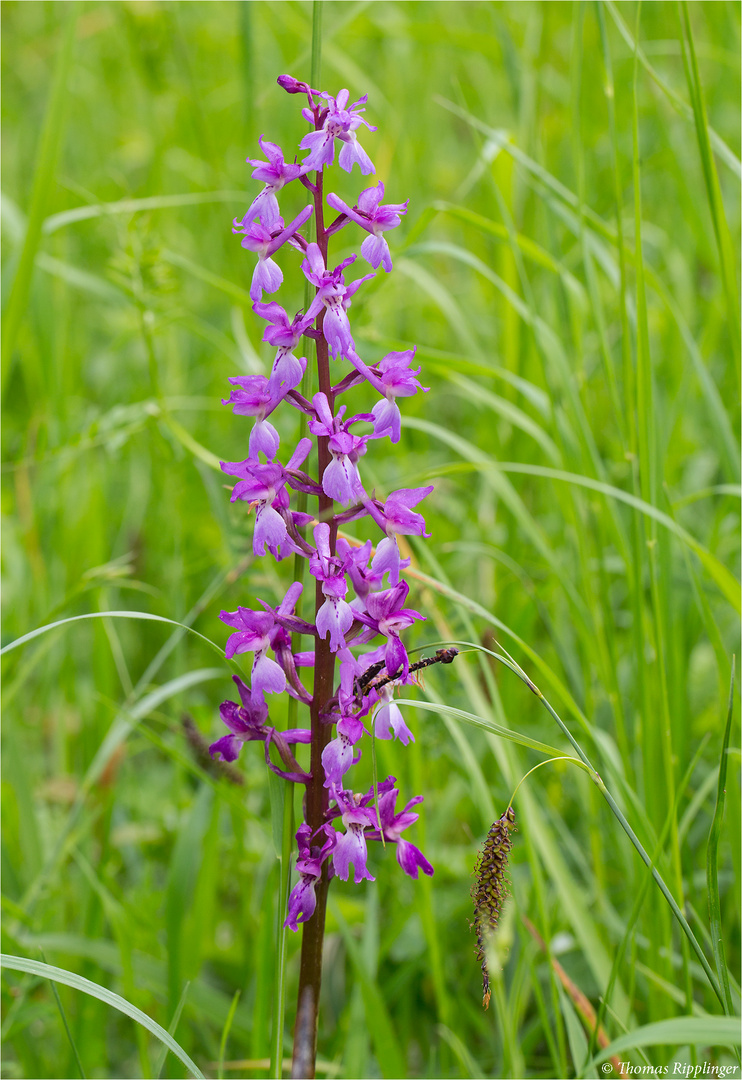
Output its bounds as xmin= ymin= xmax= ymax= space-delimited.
xmin=210 ymin=75 xmax=452 ymax=936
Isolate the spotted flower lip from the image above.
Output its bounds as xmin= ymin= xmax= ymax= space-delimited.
xmin=326 ymin=182 xmax=408 ymax=271
xmin=300 ymin=88 xmax=377 ymax=175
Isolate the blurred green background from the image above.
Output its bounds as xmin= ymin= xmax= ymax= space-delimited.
xmin=2 ymin=2 xmax=740 ymax=1077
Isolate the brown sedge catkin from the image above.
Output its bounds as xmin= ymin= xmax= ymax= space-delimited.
xmin=470 ymin=806 xmax=516 ymax=1009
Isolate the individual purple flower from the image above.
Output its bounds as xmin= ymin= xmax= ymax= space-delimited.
xmin=221 ymin=374 xmax=281 ymax=459
xmin=331 ymin=788 xmax=376 ymax=883
xmin=326 ymin=182 xmax=408 ymax=271
xmin=373 ymin=683 xmax=414 ymax=745
xmin=354 ymin=580 xmax=425 ymax=679
xmin=321 ymin=713 xmax=364 ymax=788
xmin=221 ymin=438 xmax=312 ymax=556
xmin=219 ymin=582 xmax=312 ymax=702
xmin=310 ymin=522 xmax=356 ymax=652
xmin=219 ymin=608 xmax=286 ymax=698
xmin=363 ymin=486 xmax=434 ymax=584
xmin=209 ymin=676 xmax=269 ymax=761
xmin=285 ymin=823 xmax=336 ymax=932
xmin=236 ymin=136 xmax=307 ymax=229
xmin=300 ymin=89 xmax=376 ymax=175
xmin=370 ymin=348 xmax=429 ymax=443
xmin=236 ymin=205 xmax=313 ymax=301
xmin=301 ymin=244 xmax=373 ymax=361
xmin=253 ymin=301 xmax=310 ymax=397
xmin=209 ymin=672 xmax=311 ymax=765
xmin=365 ymin=778 xmax=434 ymax=879
xmin=308 ymin=393 xmax=373 ymax=505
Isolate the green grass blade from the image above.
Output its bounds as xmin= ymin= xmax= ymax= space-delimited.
xmin=155 ymin=982 xmax=192 ymax=1080
xmin=603 ymin=0 xmax=741 ymax=178
xmin=46 ymin=963 xmax=87 ymax=1079
xmin=395 ymin=698 xmax=565 ymax=757
xmin=217 ymin=989 xmax=241 ymax=1080
xmin=42 ymin=191 xmax=248 ymax=234
xmin=0 ymin=611 xmax=226 ymax=661
xmin=588 ymin=1016 xmax=741 ymax=1069
xmin=678 ymin=1 xmax=740 ymax=364
xmin=707 ymin=659 xmax=737 ymax=1016
xmin=423 ymin=456 xmax=740 ymax=612
xmin=0 ymin=955 xmax=205 ymax=1079
xmin=1 ymin=2 xmax=79 ymax=388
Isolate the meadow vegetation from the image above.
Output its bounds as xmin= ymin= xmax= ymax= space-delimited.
xmin=2 ymin=2 xmax=740 ymax=1077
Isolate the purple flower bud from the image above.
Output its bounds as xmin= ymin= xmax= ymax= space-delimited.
xmin=277 ymin=74 xmax=315 ymax=95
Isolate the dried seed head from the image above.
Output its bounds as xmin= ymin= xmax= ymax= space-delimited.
xmin=470 ymin=806 xmax=516 ymax=1009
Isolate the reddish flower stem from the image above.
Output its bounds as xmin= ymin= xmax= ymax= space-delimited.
xmin=291 ymin=156 xmax=336 ymax=1080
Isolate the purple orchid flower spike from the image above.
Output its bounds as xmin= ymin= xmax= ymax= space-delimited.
xmin=236 ymin=204 xmax=313 ymax=301
xmin=355 ymin=579 xmax=425 ymax=679
xmin=221 ymin=438 xmax=312 ymax=556
xmin=371 ymin=347 xmax=429 ymax=443
xmin=221 ymin=374 xmax=282 ymax=459
xmin=310 ymin=522 xmax=356 ymax=651
xmin=331 ymin=787 xmax=376 ymax=883
xmin=301 ymin=243 xmax=374 ymax=361
xmin=213 ymin=83 xmax=456 ymax=1049
xmin=254 ymin=301 xmax=310 ymax=397
xmin=326 ymin=182 xmax=408 ymax=271
xmin=300 ymin=89 xmax=377 ymax=175
xmin=308 ymin=392 xmax=374 ymax=504
xmin=237 ymin=136 xmax=307 ymax=229
xmin=285 ymin=823 xmax=336 ymax=932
